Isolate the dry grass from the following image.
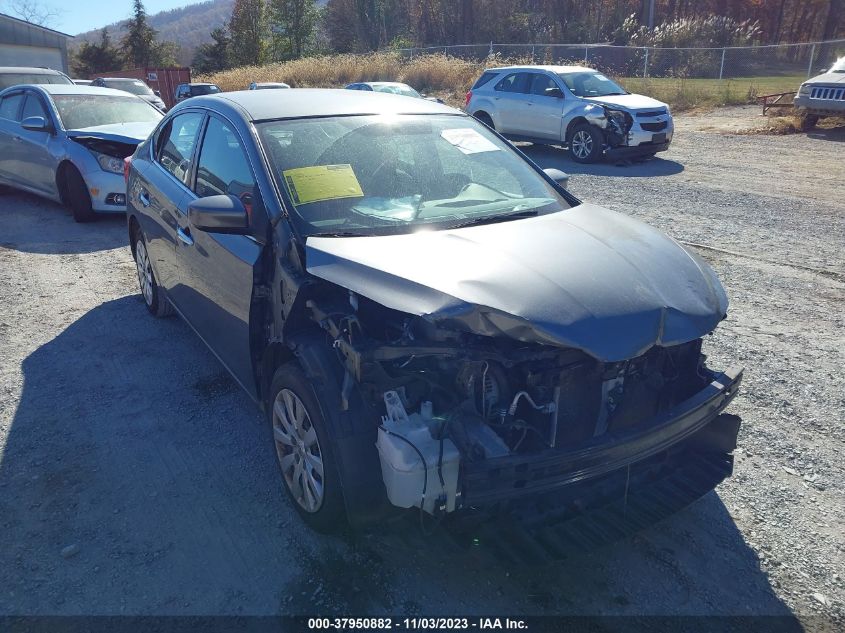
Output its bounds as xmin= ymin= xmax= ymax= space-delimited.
xmin=197 ymin=52 xmax=806 ymax=112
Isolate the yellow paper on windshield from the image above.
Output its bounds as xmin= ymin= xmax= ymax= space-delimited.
xmin=283 ymin=164 xmax=364 ymax=205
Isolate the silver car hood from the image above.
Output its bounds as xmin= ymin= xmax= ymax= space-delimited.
xmin=305 ymin=204 xmax=728 ymax=361
xmin=584 ymin=93 xmax=668 ymax=111
xmin=66 ymin=121 xmax=158 ymax=144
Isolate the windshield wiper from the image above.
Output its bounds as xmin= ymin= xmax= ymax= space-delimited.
xmin=448 ymin=209 xmax=538 ymax=230
xmin=309 ymin=231 xmax=365 ymax=238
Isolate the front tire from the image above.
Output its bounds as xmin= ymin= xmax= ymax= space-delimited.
xmin=134 ymin=232 xmax=174 ymax=317
xmin=64 ymin=165 xmax=96 ymax=223
xmin=799 ymin=113 xmax=819 ymax=132
xmin=568 ymin=122 xmax=604 ymax=163
xmin=269 ymin=362 xmax=345 ymax=533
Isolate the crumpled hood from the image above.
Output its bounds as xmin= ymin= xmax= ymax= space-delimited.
xmin=806 ymin=71 xmax=845 ymax=85
xmin=66 ymin=121 xmax=158 ymax=144
xmin=305 ymin=205 xmax=728 ymax=362
xmin=584 ymin=93 xmax=668 ymax=111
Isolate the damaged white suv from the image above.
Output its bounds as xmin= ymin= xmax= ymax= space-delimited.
xmin=794 ymin=56 xmax=845 ymax=129
xmin=466 ymin=65 xmax=673 ymax=163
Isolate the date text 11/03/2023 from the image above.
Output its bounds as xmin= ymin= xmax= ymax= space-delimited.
xmin=307 ymin=617 xmax=529 ymax=630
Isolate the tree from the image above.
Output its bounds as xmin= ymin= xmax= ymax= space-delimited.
xmin=228 ymin=0 xmax=267 ymax=67
xmin=269 ymin=0 xmax=319 ymax=60
xmin=192 ymin=26 xmax=231 ymax=73
xmin=72 ymin=28 xmax=123 ymax=77
xmin=121 ymin=0 xmax=157 ymax=67
xmin=7 ymin=0 xmax=60 ymax=26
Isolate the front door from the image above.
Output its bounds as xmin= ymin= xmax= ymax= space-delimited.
xmin=170 ymin=114 xmax=265 ymax=399
xmin=14 ymin=92 xmax=57 ymax=196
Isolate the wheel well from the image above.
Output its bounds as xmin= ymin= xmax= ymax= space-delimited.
xmin=258 ymin=341 xmax=296 ymax=405
xmin=473 ymin=110 xmax=492 ymax=122
xmin=128 ymin=215 xmax=141 ymax=257
xmin=565 ymin=117 xmax=589 ymax=142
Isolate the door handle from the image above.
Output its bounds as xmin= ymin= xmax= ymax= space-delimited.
xmin=176 ymin=226 xmax=193 ymax=246
xmin=138 ymin=190 xmax=151 ymax=207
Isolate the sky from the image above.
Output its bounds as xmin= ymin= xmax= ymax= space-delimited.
xmin=15 ymin=0 xmax=197 ymax=35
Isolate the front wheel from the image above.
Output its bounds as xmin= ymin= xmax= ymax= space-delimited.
xmin=64 ymin=165 xmax=96 ymax=223
xmin=269 ymin=362 xmax=346 ymax=533
xmin=568 ymin=123 xmax=604 ymax=163
xmin=799 ymin=113 xmax=819 ymax=132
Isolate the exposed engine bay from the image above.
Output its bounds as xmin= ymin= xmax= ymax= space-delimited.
xmin=307 ymin=289 xmax=717 ymax=517
xmin=69 ymin=136 xmax=138 ymax=158
xmin=584 ymin=103 xmax=633 ymax=148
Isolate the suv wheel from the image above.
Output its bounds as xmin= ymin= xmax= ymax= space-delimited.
xmin=568 ymin=122 xmax=604 ymax=163
xmin=473 ymin=112 xmax=495 ymax=130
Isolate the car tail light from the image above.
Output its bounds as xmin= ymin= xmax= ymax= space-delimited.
xmin=465 ymin=90 xmax=472 ymax=107
xmin=123 ymin=156 xmax=132 ymax=185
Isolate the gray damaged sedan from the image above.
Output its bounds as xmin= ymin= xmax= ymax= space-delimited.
xmin=126 ymin=90 xmax=742 ymax=555
xmin=0 ymin=84 xmax=162 ymax=222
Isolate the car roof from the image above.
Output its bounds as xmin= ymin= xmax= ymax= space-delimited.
xmin=182 ymin=88 xmax=457 ymax=121
xmin=187 ymin=82 xmax=217 ymax=87
xmin=0 ymin=66 xmax=65 ymax=74
xmin=485 ymin=65 xmax=594 ymax=74
xmin=19 ymin=84 xmax=141 ymax=97
xmin=364 ymin=81 xmax=411 ymax=87
xmin=254 ymin=82 xmax=288 ymax=86
xmin=97 ymin=77 xmax=144 ymax=82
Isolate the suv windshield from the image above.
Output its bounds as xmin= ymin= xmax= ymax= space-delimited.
xmin=191 ymin=85 xmax=220 ymax=95
xmin=257 ymin=114 xmax=573 ymax=237
xmin=105 ymin=79 xmax=153 ymax=95
xmin=53 ymin=95 xmax=163 ymax=130
xmin=0 ymin=72 xmax=72 ymax=90
xmin=558 ymin=71 xmax=627 ymax=97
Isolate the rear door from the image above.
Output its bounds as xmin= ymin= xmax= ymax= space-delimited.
xmin=492 ymin=72 xmax=531 ymax=135
xmin=170 ymin=113 xmax=266 ymax=399
xmin=133 ymin=110 xmax=205 ymax=295
xmin=525 ymin=73 xmax=566 ymax=141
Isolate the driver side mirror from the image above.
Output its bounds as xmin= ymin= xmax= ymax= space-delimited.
xmin=188 ymin=194 xmax=249 ymax=234
xmin=21 ymin=116 xmax=52 ymax=133
xmin=544 ymin=87 xmax=564 ymax=98
xmin=543 ymin=168 xmax=570 ymax=189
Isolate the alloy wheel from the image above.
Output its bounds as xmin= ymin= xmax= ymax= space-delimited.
xmin=572 ymin=130 xmax=593 ymax=159
xmin=273 ymin=388 xmax=325 ymax=513
xmin=135 ymin=240 xmax=153 ymax=306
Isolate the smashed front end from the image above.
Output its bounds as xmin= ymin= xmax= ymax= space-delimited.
xmin=298 ymin=207 xmax=742 ymax=550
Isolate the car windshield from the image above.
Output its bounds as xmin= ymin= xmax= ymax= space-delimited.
xmin=105 ymin=79 xmax=153 ymax=95
xmin=192 ymin=85 xmax=220 ymax=95
xmin=53 ymin=95 xmax=163 ymax=130
xmin=257 ymin=114 xmax=573 ymax=237
xmin=558 ymin=71 xmax=628 ymax=97
xmin=0 ymin=73 xmax=72 ymax=90
xmin=831 ymin=58 xmax=845 ymax=72
xmin=372 ymin=84 xmax=421 ymax=98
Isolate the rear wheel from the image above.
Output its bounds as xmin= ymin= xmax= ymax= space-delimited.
xmin=269 ymin=362 xmax=345 ymax=533
xmin=63 ymin=165 xmax=96 ymax=223
xmin=133 ymin=231 xmax=174 ymax=317
xmin=473 ymin=111 xmax=495 ymax=130
xmin=568 ymin=122 xmax=604 ymax=163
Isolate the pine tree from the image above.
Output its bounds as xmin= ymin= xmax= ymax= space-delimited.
xmin=73 ymin=28 xmax=124 ymax=77
xmin=192 ymin=26 xmax=232 ymax=73
xmin=121 ymin=0 xmax=157 ymax=68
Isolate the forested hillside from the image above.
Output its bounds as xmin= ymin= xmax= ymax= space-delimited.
xmin=72 ymin=0 xmax=235 ymax=65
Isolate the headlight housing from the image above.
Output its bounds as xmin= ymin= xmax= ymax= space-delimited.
xmin=798 ymin=83 xmax=811 ymax=95
xmin=604 ymin=108 xmax=632 ymax=134
xmin=94 ymin=152 xmax=125 ymax=174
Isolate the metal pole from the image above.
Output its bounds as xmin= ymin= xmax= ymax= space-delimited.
xmin=585 ymin=46 xmax=589 ymax=64
xmin=807 ymin=43 xmax=816 ymax=78
xmin=644 ymin=47 xmax=649 ymax=78
xmin=719 ymin=47 xmax=726 ymax=80
xmin=532 ymin=45 xmax=535 ymax=63
xmin=489 ymin=41 xmax=494 ymax=57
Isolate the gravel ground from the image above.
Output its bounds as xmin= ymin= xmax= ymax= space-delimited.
xmin=0 ymin=106 xmax=842 ymax=625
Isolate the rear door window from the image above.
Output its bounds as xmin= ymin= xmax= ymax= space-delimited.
xmin=495 ymin=73 xmax=531 ymax=94
xmin=156 ymin=111 xmax=204 ymax=186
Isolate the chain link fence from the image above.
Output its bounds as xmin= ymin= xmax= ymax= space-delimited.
xmin=398 ymin=39 xmax=845 ymax=80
